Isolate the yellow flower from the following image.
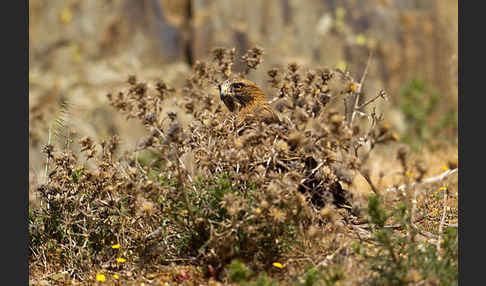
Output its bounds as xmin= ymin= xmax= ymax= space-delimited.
xmin=336 ymin=7 xmax=346 ymax=20
xmin=59 ymin=8 xmax=73 ymax=24
xmin=269 ymin=207 xmax=286 ymax=223
xmin=181 ymin=210 xmax=188 ymax=215
xmin=355 ymin=34 xmax=367 ymax=46
xmin=336 ymin=60 xmax=347 ymax=71
xmin=96 ymin=274 xmax=106 ymax=282
xmin=442 ymin=165 xmax=449 ymax=171
xmin=112 ymin=244 xmax=121 ymax=249
xmin=431 ymin=186 xmax=448 ymax=197
xmin=349 ymin=82 xmax=359 ymax=92
xmin=71 ymin=43 xmax=83 ymax=63
xmin=116 ymin=258 xmax=127 ymax=263
xmin=272 ymin=262 xmax=284 ymax=269
xmin=113 ymin=274 xmax=119 ymax=280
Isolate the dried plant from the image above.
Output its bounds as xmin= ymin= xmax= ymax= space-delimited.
xmin=29 ymin=47 xmax=457 ymax=285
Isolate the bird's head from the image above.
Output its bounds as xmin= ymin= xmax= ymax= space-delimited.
xmin=218 ymin=78 xmax=265 ymax=112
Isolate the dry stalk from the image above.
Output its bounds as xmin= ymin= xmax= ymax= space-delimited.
xmin=386 ymin=168 xmax=458 ymax=193
xmin=43 ymin=126 xmax=52 ymax=184
xmin=359 ymin=169 xmax=378 ymax=194
xmin=175 ymin=148 xmax=195 ymax=225
xmin=411 ymin=223 xmax=439 ymax=241
xmin=356 ymin=89 xmax=387 ymax=110
xmin=349 ymin=51 xmax=373 ymax=127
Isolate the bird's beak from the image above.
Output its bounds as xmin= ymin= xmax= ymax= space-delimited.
xmin=219 ymin=83 xmax=229 ymax=99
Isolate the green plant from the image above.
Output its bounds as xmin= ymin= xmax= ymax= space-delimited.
xmin=296 ymin=266 xmax=344 ymax=286
xmin=399 ymin=78 xmax=457 ymax=148
xmin=353 ymin=194 xmax=458 ymax=285
xmin=167 ymin=172 xmax=311 ymax=275
xmin=228 ymin=260 xmax=255 ymax=283
xmin=228 ymin=261 xmax=345 ymax=286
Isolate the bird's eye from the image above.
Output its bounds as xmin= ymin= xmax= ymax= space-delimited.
xmin=233 ymin=83 xmax=244 ymax=90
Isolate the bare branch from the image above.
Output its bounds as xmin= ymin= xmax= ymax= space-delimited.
xmin=359 ymin=169 xmax=378 ymax=194
xmin=386 ymin=168 xmax=458 ymax=193
xmin=411 ymin=223 xmax=439 ymax=241
xmin=350 ymin=50 xmax=373 ymax=126
xmin=357 ymin=89 xmax=387 ymax=110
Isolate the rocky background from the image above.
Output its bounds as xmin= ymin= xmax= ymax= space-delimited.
xmin=29 ymin=0 xmax=458 ymax=197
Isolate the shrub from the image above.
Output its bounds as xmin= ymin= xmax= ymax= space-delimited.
xmin=353 ymin=193 xmax=458 ymax=285
xmin=29 ymin=46 xmax=421 ymax=283
xmin=399 ymin=78 xmax=457 ymax=148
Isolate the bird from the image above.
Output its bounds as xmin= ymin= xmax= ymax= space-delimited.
xmin=218 ymin=78 xmax=280 ymax=124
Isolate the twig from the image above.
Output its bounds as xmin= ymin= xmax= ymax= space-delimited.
xmin=178 ymin=153 xmax=200 ymax=195
xmin=350 ymin=225 xmax=373 ymax=240
xmin=359 ymin=169 xmax=378 ymax=194
xmin=407 ymin=184 xmax=418 ymax=240
xmin=283 ymin=255 xmax=315 ymax=265
xmin=311 ymin=162 xmax=325 ymax=175
xmin=350 ymin=50 xmax=373 ymax=126
xmin=386 ymin=168 xmax=458 ymax=193
xmin=411 ymin=223 xmax=439 ymax=241
xmin=316 ymin=244 xmax=348 ymax=267
xmin=44 ymin=126 xmax=52 ymax=184
xmin=154 ymin=127 xmax=167 ymax=141
xmin=436 ymin=188 xmax=449 ymax=253
xmin=355 ymin=213 xmax=425 ymax=227
xmin=174 ymin=148 xmax=195 ymax=225
xmin=263 ymin=156 xmax=272 ymax=177
xmin=357 ymin=219 xmax=439 ymax=243
xmin=160 ymin=258 xmax=197 ymax=262
xmin=410 ymin=185 xmax=418 ymax=241
xmin=356 ymin=89 xmax=387 ymax=110
xmin=343 ymin=97 xmax=349 ymax=122
xmin=40 ymin=269 xmax=74 ymax=280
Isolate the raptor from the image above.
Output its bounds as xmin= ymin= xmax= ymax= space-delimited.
xmin=218 ymin=78 xmax=280 ymax=124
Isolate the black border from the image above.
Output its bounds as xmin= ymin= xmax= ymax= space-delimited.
xmin=458 ymin=0 xmax=463 ymax=283
xmin=459 ymin=0 xmax=483 ymax=285
xmin=6 ymin=0 xmax=29 ymax=284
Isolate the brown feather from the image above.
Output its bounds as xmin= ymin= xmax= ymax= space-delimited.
xmin=219 ymin=78 xmax=280 ymax=124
